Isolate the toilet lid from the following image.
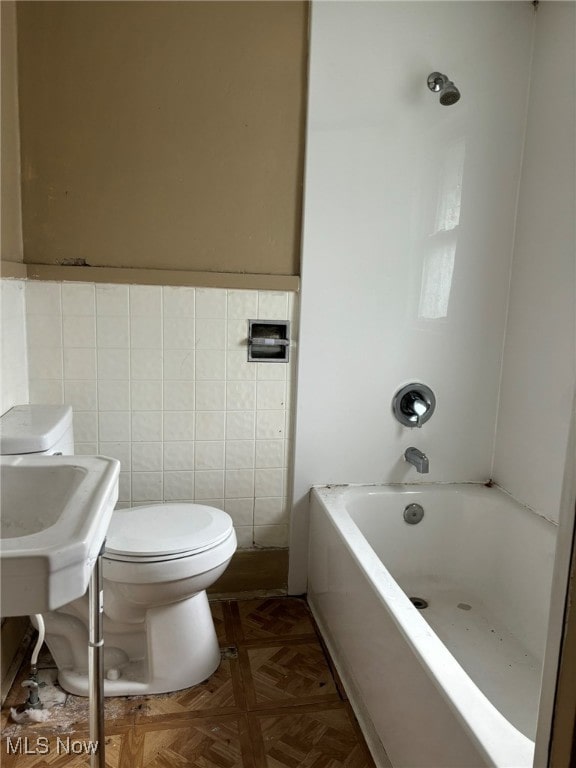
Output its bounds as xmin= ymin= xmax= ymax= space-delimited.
xmin=105 ymin=504 xmax=233 ymax=559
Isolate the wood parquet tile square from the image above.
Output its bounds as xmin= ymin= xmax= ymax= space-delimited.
xmin=243 ymin=644 xmax=339 ymax=708
xmin=258 ymin=708 xmax=375 ymax=768
xmin=136 ymin=717 xmax=248 ymax=768
xmin=1 ymin=598 xmax=376 ymax=768
xmin=134 ymin=659 xmax=240 ymax=724
xmin=234 ymin=600 xmax=317 ymax=643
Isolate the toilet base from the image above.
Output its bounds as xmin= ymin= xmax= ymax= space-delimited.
xmin=57 ymin=591 xmax=221 ymax=697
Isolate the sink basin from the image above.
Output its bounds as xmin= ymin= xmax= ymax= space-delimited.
xmin=0 ymin=455 xmax=120 ymax=617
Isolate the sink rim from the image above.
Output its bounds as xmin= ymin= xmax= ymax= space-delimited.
xmin=1 ymin=455 xmax=120 ymax=567
xmin=0 ymin=454 xmax=120 ymax=615
xmin=1 ymin=462 xmax=90 ymax=539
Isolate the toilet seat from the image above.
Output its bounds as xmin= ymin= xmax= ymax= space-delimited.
xmin=104 ymin=503 xmax=233 ymax=563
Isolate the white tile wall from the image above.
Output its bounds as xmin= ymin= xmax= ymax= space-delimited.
xmin=0 ymin=279 xmax=29 ymax=414
xmin=25 ymin=282 xmax=297 ymax=548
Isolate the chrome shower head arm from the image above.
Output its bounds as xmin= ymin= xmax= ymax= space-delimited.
xmin=427 ymin=72 xmax=448 ymax=93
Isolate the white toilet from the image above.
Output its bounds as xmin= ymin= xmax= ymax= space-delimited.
xmin=0 ymin=404 xmax=237 ymax=697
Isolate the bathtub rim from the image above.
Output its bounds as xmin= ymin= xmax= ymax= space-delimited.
xmin=310 ymin=482 xmax=536 ymax=768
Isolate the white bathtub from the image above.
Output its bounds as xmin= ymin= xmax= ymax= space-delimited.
xmin=307 ymin=483 xmax=557 ymax=768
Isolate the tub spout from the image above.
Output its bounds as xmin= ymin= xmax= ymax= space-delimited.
xmin=404 ymin=447 xmax=429 ymax=473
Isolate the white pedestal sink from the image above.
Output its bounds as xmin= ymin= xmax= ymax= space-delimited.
xmin=0 ymin=454 xmax=120 ymax=768
xmin=1 ymin=455 xmax=119 ymax=616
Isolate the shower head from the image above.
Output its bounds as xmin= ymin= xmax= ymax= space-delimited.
xmin=439 ymin=82 xmax=460 ymax=106
xmin=427 ymin=72 xmax=461 ymax=106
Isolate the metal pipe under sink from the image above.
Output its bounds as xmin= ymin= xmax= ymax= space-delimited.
xmin=88 ymin=545 xmax=105 ymax=768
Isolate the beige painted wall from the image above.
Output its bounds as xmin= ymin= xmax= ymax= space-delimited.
xmin=1 ymin=1 xmax=23 ymax=264
xmin=17 ymin=1 xmax=307 ymax=276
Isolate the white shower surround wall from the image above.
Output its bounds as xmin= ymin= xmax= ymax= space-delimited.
xmin=308 ymin=483 xmax=557 ymax=767
xmin=290 ymin=1 xmax=574 ymax=589
xmin=493 ymin=1 xmax=576 ymax=521
xmin=293 ymin=6 xmax=575 ymax=763
xmin=23 ymin=281 xmax=296 ymax=549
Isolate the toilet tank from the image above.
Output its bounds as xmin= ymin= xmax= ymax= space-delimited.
xmin=0 ymin=404 xmax=74 ymax=456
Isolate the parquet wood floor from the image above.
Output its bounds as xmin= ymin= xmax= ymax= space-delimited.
xmin=1 ymin=598 xmax=376 ymax=767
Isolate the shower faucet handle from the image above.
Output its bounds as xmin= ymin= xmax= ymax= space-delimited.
xmin=392 ymin=383 xmax=436 ymax=428
xmin=406 ymin=393 xmax=428 ymax=419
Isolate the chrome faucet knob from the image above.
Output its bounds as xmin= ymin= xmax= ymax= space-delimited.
xmin=392 ymin=384 xmax=436 ymax=428
xmin=405 ymin=394 xmax=428 ymax=426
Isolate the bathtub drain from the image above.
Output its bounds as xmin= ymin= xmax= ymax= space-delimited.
xmin=403 ymin=503 xmax=424 ymax=525
xmin=410 ymin=597 xmax=428 ymax=610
